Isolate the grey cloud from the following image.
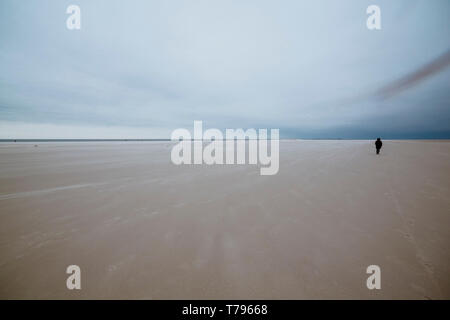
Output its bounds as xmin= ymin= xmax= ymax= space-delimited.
xmin=0 ymin=0 xmax=449 ymax=138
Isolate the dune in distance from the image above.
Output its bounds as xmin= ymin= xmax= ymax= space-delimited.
xmin=0 ymin=140 xmax=449 ymax=299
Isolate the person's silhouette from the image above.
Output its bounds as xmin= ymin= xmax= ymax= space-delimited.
xmin=375 ymin=138 xmax=382 ymax=155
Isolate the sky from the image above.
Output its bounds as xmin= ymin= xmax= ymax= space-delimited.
xmin=0 ymin=0 xmax=449 ymax=139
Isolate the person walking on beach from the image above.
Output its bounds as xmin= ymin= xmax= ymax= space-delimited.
xmin=375 ymin=138 xmax=382 ymax=155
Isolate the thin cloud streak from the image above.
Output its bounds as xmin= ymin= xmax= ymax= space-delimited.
xmin=375 ymin=49 xmax=450 ymax=100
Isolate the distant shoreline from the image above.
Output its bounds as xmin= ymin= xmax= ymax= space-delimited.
xmin=0 ymin=139 xmax=171 ymax=142
xmin=1 ymin=139 xmax=450 ymax=142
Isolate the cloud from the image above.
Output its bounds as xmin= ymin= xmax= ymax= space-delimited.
xmin=0 ymin=0 xmax=449 ymax=138
xmin=375 ymin=50 xmax=450 ymax=100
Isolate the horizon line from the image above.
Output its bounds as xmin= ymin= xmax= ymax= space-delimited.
xmin=2 ymin=138 xmax=450 ymax=142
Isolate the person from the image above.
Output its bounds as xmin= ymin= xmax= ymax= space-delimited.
xmin=375 ymin=138 xmax=382 ymax=155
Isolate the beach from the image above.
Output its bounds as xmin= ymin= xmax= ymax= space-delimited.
xmin=0 ymin=140 xmax=449 ymax=299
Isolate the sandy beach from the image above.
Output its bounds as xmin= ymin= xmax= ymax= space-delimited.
xmin=0 ymin=140 xmax=449 ymax=299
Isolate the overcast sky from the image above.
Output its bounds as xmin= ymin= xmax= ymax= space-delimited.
xmin=0 ymin=0 xmax=449 ymax=139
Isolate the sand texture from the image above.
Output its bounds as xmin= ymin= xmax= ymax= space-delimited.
xmin=0 ymin=140 xmax=449 ymax=299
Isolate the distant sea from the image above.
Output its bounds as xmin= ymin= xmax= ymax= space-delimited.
xmin=1 ymin=138 xmax=449 ymax=142
xmin=0 ymin=139 xmax=171 ymax=142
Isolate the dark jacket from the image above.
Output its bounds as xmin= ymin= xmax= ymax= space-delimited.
xmin=375 ymin=140 xmax=382 ymax=149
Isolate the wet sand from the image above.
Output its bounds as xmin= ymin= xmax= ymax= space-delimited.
xmin=0 ymin=140 xmax=449 ymax=299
